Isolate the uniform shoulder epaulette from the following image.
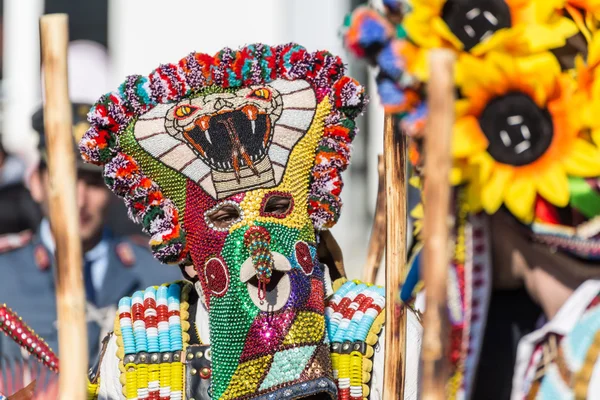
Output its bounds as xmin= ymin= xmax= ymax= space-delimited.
xmin=326 ymin=279 xmax=385 ymax=399
xmin=115 ymin=241 xmax=136 ymax=267
xmin=0 ymin=230 xmax=33 ymax=254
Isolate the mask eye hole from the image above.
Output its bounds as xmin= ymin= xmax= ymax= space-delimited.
xmin=205 ymin=201 xmax=244 ymax=231
xmin=261 ymin=192 xmax=294 ymax=218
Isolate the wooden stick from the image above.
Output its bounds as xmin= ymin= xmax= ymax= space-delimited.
xmin=40 ymin=14 xmax=88 ymax=400
xmin=383 ymin=114 xmax=408 ymax=399
xmin=363 ymin=155 xmax=386 ymax=284
xmin=420 ymin=49 xmax=456 ymax=400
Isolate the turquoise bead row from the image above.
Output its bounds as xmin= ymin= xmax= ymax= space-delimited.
xmin=117 ymin=283 xmax=183 ymax=355
xmin=118 ymin=296 xmax=136 ymax=355
xmin=326 ymin=281 xmax=385 ymax=343
xmin=167 ymin=284 xmax=183 ymax=351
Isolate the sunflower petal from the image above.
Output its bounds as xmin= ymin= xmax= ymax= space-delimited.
xmin=562 ymin=138 xmax=600 ymax=176
xmin=481 ymin=167 xmax=514 ymax=215
xmin=504 ymin=176 xmax=537 ymax=222
xmin=471 ymin=28 xmax=521 ymax=56
xmin=457 ymin=54 xmax=507 ymax=96
xmin=470 ymin=151 xmax=495 ymax=184
xmin=588 ymin=32 xmax=600 ymax=68
xmin=452 ymin=116 xmax=488 ymax=158
xmin=450 ymin=165 xmax=465 ymax=186
xmin=592 ymin=128 xmax=600 ymax=147
xmin=535 ymin=163 xmax=570 ymax=207
xmin=516 ymin=52 xmax=560 ymax=96
xmin=431 ymin=17 xmax=463 ymax=50
xmin=403 ymin=10 xmax=443 ymax=48
xmin=520 ymin=20 xmax=578 ymax=53
xmin=455 ymin=99 xmax=472 ymax=118
xmin=528 ymin=0 xmax=564 ymax=21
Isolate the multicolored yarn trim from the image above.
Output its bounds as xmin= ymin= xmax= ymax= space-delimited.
xmin=446 ymin=192 xmax=492 ymax=400
xmin=326 ymin=279 xmax=385 ymax=400
xmin=114 ymin=282 xmax=191 ymax=400
xmin=0 ymin=304 xmax=59 ymax=373
xmin=342 ymin=6 xmax=423 ymax=118
xmin=79 ymin=44 xmax=367 ymax=264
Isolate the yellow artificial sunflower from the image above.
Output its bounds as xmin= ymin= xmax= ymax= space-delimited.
xmin=452 ymin=51 xmax=600 ymax=222
xmin=576 ymin=31 xmax=600 ymax=146
xmin=403 ymin=0 xmax=577 ymax=64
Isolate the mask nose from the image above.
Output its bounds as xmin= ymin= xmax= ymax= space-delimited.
xmin=244 ymin=225 xmax=274 ymax=300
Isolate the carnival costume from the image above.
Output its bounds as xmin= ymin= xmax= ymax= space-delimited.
xmin=343 ymin=0 xmax=600 ymax=399
xmin=81 ymin=44 xmax=422 ymax=400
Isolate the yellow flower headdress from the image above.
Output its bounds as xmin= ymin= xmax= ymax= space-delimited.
xmin=453 ymin=52 xmax=600 ymax=222
xmin=403 ymin=0 xmax=578 ymax=77
xmin=344 ymin=0 xmax=600 ymax=258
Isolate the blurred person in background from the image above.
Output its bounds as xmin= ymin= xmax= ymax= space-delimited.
xmin=0 ymin=133 xmax=42 ymax=237
xmin=0 ymin=42 xmax=180 ymax=378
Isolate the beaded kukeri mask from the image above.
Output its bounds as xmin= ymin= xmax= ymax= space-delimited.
xmin=80 ymin=43 xmax=366 ymax=399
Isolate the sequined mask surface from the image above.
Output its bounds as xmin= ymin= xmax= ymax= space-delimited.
xmin=177 ymin=83 xmax=333 ymax=398
xmin=80 ymin=44 xmax=366 ymax=399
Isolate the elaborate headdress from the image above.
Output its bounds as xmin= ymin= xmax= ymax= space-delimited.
xmin=80 ymin=44 xmax=365 ymax=399
xmin=344 ymin=0 xmax=600 ymax=398
xmin=80 ymin=43 xmax=365 ymax=263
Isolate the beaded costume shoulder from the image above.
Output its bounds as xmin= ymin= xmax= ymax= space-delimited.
xmin=103 ymin=281 xmax=192 ymax=400
xmin=326 ymin=279 xmax=385 ymax=400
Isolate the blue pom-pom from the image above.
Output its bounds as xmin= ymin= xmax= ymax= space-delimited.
xmin=377 ymin=42 xmax=405 ymax=80
xmin=377 ymin=78 xmax=406 ymax=108
xmin=360 ymin=17 xmax=391 ymax=49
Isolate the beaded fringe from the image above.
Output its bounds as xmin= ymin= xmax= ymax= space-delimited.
xmin=327 ymin=279 xmax=385 ymax=400
xmin=115 ymin=282 xmax=191 ymax=399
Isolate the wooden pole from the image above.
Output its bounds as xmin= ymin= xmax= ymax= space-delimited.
xmin=382 ymin=114 xmax=408 ymax=399
xmin=363 ymin=155 xmax=386 ymax=284
xmin=420 ymin=49 xmax=456 ymax=400
xmin=40 ymin=14 xmax=88 ymax=400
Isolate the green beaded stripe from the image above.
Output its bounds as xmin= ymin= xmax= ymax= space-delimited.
xmin=120 ymin=121 xmax=188 ymax=220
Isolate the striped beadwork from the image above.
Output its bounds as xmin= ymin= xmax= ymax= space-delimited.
xmin=326 ymin=279 xmax=385 ymax=400
xmin=115 ymin=282 xmax=190 ymax=400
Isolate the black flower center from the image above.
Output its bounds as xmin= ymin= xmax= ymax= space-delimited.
xmin=441 ymin=0 xmax=512 ymax=51
xmin=478 ymin=93 xmax=554 ymax=166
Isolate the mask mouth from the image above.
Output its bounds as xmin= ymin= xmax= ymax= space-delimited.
xmin=183 ymin=107 xmax=271 ymax=176
xmin=240 ymin=252 xmax=291 ymax=312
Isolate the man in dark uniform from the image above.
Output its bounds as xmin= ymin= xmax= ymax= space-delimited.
xmin=0 ymin=103 xmax=181 ymax=371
